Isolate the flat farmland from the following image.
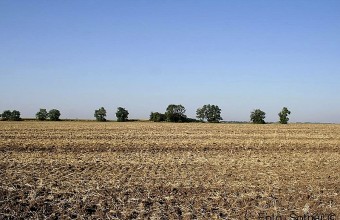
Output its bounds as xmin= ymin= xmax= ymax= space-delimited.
xmin=0 ymin=121 xmax=339 ymax=219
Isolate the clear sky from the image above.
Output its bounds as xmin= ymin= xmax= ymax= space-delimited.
xmin=1 ymin=1 xmax=340 ymax=122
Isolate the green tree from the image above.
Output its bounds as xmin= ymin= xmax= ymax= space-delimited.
xmin=1 ymin=110 xmax=12 ymax=121
xmin=196 ymin=104 xmax=223 ymax=122
xmin=48 ymin=109 xmax=61 ymax=121
xmin=36 ymin=109 xmax=48 ymax=121
xmin=278 ymin=107 xmax=291 ymax=124
xmin=165 ymin=104 xmax=187 ymax=122
xmin=250 ymin=109 xmax=266 ymax=124
xmin=94 ymin=107 xmax=107 ymax=122
xmin=150 ymin=112 xmax=166 ymax=122
xmin=10 ymin=110 xmax=21 ymax=121
xmin=116 ymin=107 xmax=129 ymax=122
xmin=1 ymin=110 xmax=21 ymax=121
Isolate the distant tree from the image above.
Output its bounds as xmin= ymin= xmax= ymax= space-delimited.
xmin=250 ymin=109 xmax=266 ymax=124
xmin=196 ymin=108 xmax=205 ymax=121
xmin=1 ymin=110 xmax=21 ymax=121
xmin=36 ymin=109 xmax=48 ymax=121
xmin=94 ymin=107 xmax=107 ymax=122
xmin=165 ymin=104 xmax=187 ymax=122
xmin=278 ymin=107 xmax=291 ymax=124
xmin=116 ymin=107 xmax=129 ymax=122
xmin=48 ymin=109 xmax=61 ymax=121
xmin=196 ymin=104 xmax=223 ymax=122
xmin=1 ymin=110 xmax=12 ymax=121
xmin=150 ymin=112 xmax=166 ymax=122
xmin=10 ymin=110 xmax=21 ymax=121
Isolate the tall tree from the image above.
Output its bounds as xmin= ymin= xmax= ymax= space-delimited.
xmin=250 ymin=109 xmax=266 ymax=124
xmin=278 ymin=107 xmax=291 ymax=124
xmin=94 ymin=107 xmax=107 ymax=122
xmin=196 ymin=104 xmax=223 ymax=122
xmin=116 ymin=107 xmax=129 ymax=122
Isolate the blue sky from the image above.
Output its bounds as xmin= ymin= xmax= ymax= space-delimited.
xmin=1 ymin=1 xmax=340 ymax=122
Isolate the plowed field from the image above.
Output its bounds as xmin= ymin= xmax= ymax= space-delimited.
xmin=0 ymin=121 xmax=339 ymax=219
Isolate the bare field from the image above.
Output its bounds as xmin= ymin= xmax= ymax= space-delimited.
xmin=0 ymin=121 xmax=339 ymax=219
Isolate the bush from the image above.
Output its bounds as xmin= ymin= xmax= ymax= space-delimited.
xmin=150 ymin=112 xmax=166 ymax=122
xmin=185 ymin=118 xmax=200 ymax=123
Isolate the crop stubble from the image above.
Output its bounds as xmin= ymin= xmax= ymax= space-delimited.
xmin=0 ymin=121 xmax=339 ymax=219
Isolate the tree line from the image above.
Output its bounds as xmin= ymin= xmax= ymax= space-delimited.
xmin=150 ymin=105 xmax=291 ymax=124
xmin=0 ymin=105 xmax=291 ymax=124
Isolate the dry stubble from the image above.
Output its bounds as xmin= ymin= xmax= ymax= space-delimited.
xmin=0 ymin=121 xmax=339 ymax=219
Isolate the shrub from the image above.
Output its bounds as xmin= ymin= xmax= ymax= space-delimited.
xmin=150 ymin=112 xmax=166 ymax=122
